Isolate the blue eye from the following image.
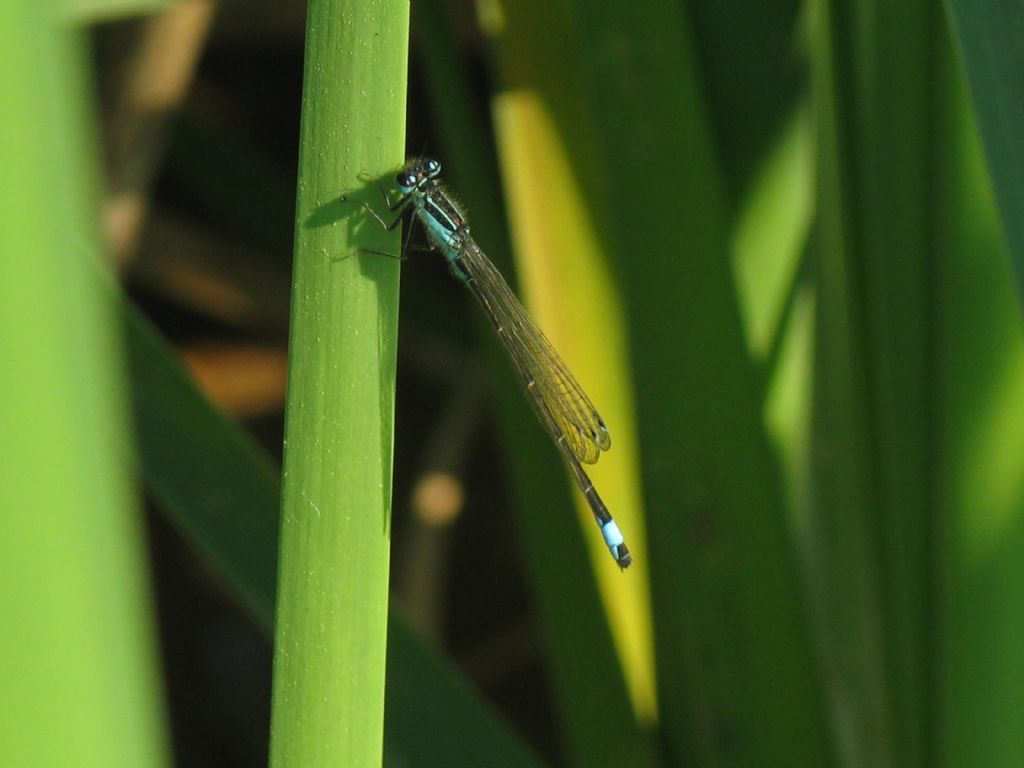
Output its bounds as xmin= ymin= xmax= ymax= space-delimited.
xmin=425 ymin=159 xmax=440 ymax=175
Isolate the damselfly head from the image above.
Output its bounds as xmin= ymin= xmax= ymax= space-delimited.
xmin=396 ymin=157 xmax=443 ymax=193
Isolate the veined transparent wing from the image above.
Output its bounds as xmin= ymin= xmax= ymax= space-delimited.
xmin=458 ymin=239 xmax=611 ymax=465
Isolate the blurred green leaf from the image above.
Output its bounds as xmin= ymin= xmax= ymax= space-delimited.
xmin=810 ymin=0 xmax=937 ymax=763
xmin=0 ymin=4 xmax=167 ymax=766
xmin=687 ymin=0 xmax=806 ymax=197
xmin=384 ymin=619 xmax=547 ymax=767
xmin=568 ymin=0 xmax=833 ymax=763
xmin=731 ymin=106 xmax=814 ymax=360
xmin=123 ymin=300 xmax=281 ymax=630
xmin=932 ymin=46 xmax=1024 ymax=766
xmin=65 ymin=0 xmax=172 ymax=24
xmin=944 ymin=0 xmax=1024 ymax=312
xmin=812 ymin=2 xmax=1024 ymax=766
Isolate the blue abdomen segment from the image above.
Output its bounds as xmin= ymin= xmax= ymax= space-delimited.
xmin=599 ymin=519 xmax=631 ymax=569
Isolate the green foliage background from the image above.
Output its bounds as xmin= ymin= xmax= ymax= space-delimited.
xmin=3 ymin=0 xmax=1023 ymax=765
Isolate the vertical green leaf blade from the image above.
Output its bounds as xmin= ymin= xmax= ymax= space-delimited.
xmin=943 ymin=0 xmax=1024 ymax=310
xmin=571 ymin=0 xmax=834 ymax=763
xmin=810 ymin=0 xmax=938 ymax=764
xmin=933 ymin=50 xmax=1024 ymax=767
xmin=0 ymin=4 xmax=167 ymax=766
xmin=123 ymin=301 xmax=281 ymax=632
xmin=484 ymin=3 xmax=656 ymax=766
xmin=269 ymin=0 xmax=409 ymax=765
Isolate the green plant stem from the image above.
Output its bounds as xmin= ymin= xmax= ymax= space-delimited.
xmin=268 ymin=0 xmax=409 ymax=765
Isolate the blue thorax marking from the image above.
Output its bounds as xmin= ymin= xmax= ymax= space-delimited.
xmin=415 ymin=185 xmax=467 ymax=261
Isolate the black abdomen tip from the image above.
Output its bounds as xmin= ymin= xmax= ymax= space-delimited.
xmin=617 ymin=545 xmax=633 ymax=570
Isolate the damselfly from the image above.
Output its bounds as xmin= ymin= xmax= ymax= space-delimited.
xmin=348 ymin=157 xmax=632 ymax=569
